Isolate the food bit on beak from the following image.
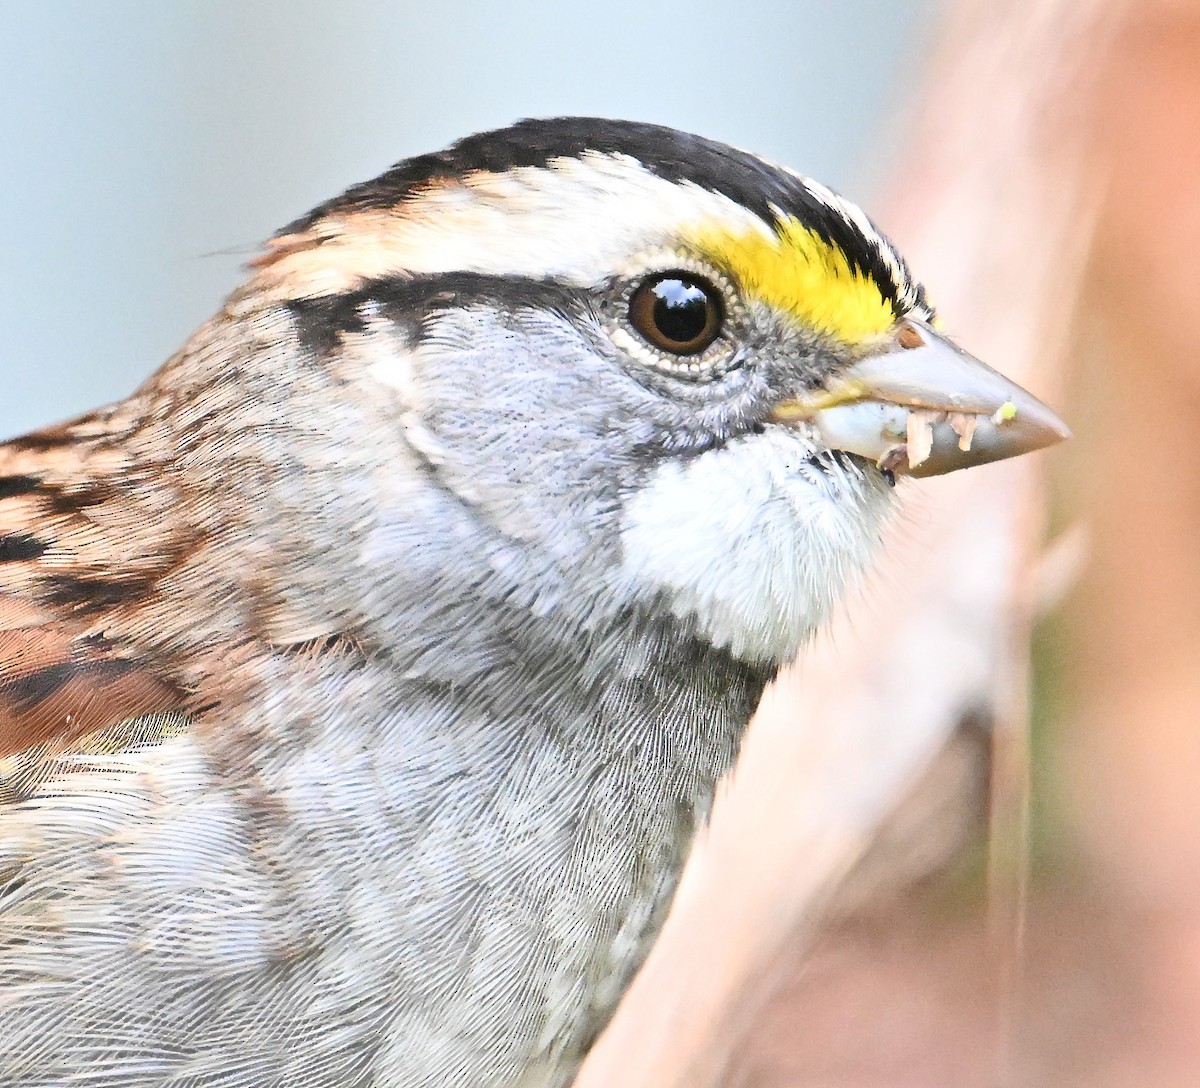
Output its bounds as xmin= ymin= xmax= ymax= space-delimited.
xmin=768 ymin=320 xmax=1070 ymax=477
xmin=992 ymin=401 xmax=1018 ymax=425
xmin=905 ymin=409 xmax=937 ymax=469
xmin=948 ymin=412 xmax=978 ymax=452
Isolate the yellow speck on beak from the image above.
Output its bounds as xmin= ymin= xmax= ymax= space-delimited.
xmin=992 ymin=400 xmax=1018 ymax=424
xmin=693 ymin=215 xmax=896 ymax=344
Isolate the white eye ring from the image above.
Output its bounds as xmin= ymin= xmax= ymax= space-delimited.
xmin=609 ymin=252 xmax=741 ymax=379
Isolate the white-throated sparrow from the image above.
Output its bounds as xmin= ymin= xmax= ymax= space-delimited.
xmin=0 ymin=118 xmax=1066 ymax=1087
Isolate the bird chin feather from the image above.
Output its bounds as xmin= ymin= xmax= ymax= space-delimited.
xmin=618 ymin=426 xmax=894 ymax=665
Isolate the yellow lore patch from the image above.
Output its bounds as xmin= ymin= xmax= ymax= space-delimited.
xmin=694 ymin=216 xmax=896 ymax=344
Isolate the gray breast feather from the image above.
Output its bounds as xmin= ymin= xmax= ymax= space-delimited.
xmin=0 ymin=644 xmax=758 ymax=1087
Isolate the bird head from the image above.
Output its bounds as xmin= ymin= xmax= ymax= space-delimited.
xmin=238 ymin=118 xmax=1067 ymax=664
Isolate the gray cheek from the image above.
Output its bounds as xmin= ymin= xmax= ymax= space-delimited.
xmin=410 ymin=309 xmax=653 ymax=562
xmin=618 ymin=428 xmax=894 ymax=664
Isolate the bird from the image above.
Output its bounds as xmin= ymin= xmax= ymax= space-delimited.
xmin=0 ymin=118 xmax=1067 ymax=1087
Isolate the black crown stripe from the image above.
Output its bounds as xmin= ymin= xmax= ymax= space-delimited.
xmin=279 ymin=118 xmax=914 ymax=313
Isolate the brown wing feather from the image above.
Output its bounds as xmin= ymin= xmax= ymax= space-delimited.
xmin=0 ymin=626 xmax=186 ymax=757
xmin=0 ymin=409 xmax=194 ymax=760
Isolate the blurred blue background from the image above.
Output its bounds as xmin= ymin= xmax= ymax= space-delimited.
xmin=0 ymin=0 xmax=933 ymax=439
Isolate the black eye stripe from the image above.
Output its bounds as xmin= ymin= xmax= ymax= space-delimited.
xmin=628 ymin=272 xmax=724 ymax=356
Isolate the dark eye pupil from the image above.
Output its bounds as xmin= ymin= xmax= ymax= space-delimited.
xmin=628 ymin=272 xmax=723 ymax=356
xmin=651 ymin=280 xmax=710 ymax=344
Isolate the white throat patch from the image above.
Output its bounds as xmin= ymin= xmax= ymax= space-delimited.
xmin=618 ymin=428 xmax=892 ymax=665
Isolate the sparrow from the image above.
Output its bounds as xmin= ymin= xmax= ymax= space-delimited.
xmin=0 ymin=118 xmax=1067 ymax=1087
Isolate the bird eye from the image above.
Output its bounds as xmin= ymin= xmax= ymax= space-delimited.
xmin=628 ymin=272 xmax=724 ymax=356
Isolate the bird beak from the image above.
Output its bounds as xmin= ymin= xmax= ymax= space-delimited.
xmin=769 ymin=319 xmax=1070 ymax=477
